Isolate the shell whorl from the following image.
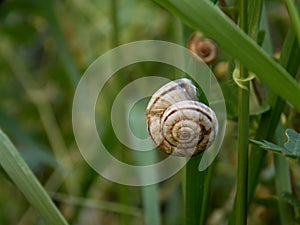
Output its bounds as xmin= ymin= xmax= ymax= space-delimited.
xmin=146 ymin=78 xmax=218 ymax=157
xmin=188 ymin=32 xmax=218 ymax=64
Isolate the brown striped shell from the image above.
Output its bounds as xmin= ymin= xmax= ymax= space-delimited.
xmin=146 ymin=78 xmax=218 ymax=157
xmin=188 ymin=32 xmax=218 ymax=64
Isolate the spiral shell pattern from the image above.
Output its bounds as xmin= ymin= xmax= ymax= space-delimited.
xmin=188 ymin=32 xmax=218 ymax=64
xmin=146 ymin=78 xmax=218 ymax=157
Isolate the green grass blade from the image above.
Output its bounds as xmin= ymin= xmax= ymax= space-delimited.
xmin=41 ymin=1 xmax=80 ymax=88
xmin=185 ymin=154 xmax=205 ymax=225
xmin=141 ymin=185 xmax=161 ymax=225
xmin=130 ymin=103 xmax=161 ymax=225
xmin=199 ymin=161 xmax=215 ymax=225
xmin=110 ymin=0 xmax=120 ymax=47
xmin=0 ymin=129 xmax=69 ymax=225
xmin=247 ymin=0 xmax=263 ymax=39
xmin=285 ymin=0 xmax=300 ymax=45
xmin=153 ymin=0 xmax=300 ymax=111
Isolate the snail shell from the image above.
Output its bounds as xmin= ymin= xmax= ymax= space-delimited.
xmin=146 ymin=78 xmax=218 ymax=157
xmin=188 ymin=32 xmax=218 ymax=64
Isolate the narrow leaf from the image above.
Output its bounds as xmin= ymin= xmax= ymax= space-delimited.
xmin=284 ymin=0 xmax=300 ymax=45
xmin=250 ymin=139 xmax=287 ymax=153
xmin=250 ymin=138 xmax=298 ymax=159
xmin=0 ymin=129 xmax=68 ymax=225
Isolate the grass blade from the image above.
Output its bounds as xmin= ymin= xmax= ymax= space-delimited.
xmin=41 ymin=1 xmax=80 ymax=88
xmin=130 ymin=103 xmax=161 ymax=225
xmin=185 ymin=155 xmax=204 ymax=225
xmin=284 ymin=0 xmax=300 ymax=44
xmin=0 ymin=129 xmax=68 ymax=225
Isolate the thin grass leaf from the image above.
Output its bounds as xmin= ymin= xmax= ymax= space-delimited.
xmin=250 ymin=139 xmax=295 ymax=158
xmin=0 ymin=129 xmax=68 ymax=225
xmin=185 ymin=154 xmax=205 ymax=225
xmin=130 ymin=103 xmax=161 ymax=225
xmin=247 ymin=0 xmax=263 ymax=39
xmin=234 ymin=0 xmax=260 ymax=223
xmin=284 ymin=0 xmax=300 ymax=44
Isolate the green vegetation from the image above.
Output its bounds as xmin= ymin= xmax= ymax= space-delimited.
xmin=0 ymin=0 xmax=299 ymax=224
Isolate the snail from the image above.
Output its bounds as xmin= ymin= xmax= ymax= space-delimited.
xmin=146 ymin=78 xmax=218 ymax=157
xmin=188 ymin=32 xmax=218 ymax=64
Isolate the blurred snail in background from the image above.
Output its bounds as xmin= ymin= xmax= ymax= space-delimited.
xmin=146 ymin=78 xmax=218 ymax=157
xmin=188 ymin=32 xmax=218 ymax=64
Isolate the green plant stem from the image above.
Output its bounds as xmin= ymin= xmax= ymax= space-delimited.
xmin=274 ymin=155 xmax=295 ymax=224
xmin=109 ymin=2 xmax=133 ymax=225
xmin=185 ymin=157 xmax=215 ymax=225
xmin=284 ymin=0 xmax=300 ymax=45
xmin=185 ymin=154 xmax=204 ymax=225
xmin=0 ymin=129 xmax=69 ymax=225
xmin=142 ymin=184 xmax=161 ymax=225
xmin=235 ymin=0 xmax=249 ymax=224
xmin=111 ymin=0 xmax=120 ymax=47
xmin=199 ymin=161 xmax=215 ymax=225
xmin=236 ymin=77 xmax=249 ymax=225
xmin=42 ymin=1 xmax=80 ymax=88
xmin=129 ymin=103 xmax=161 ymax=225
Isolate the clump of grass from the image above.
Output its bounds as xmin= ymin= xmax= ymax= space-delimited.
xmin=0 ymin=0 xmax=299 ymax=225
